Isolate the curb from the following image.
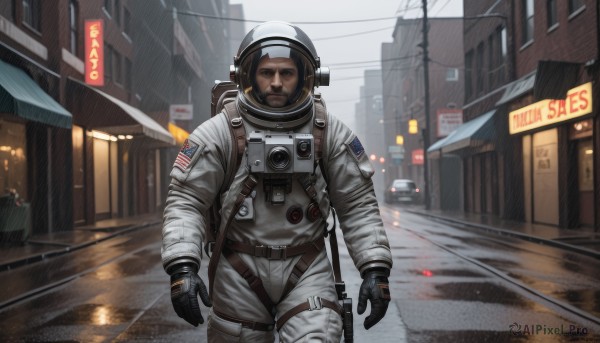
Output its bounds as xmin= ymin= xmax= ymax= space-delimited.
xmin=0 ymin=220 xmax=161 ymax=272
xmin=406 ymin=209 xmax=600 ymax=260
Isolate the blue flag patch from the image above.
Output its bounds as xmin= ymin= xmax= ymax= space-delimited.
xmin=174 ymin=139 xmax=199 ymax=171
xmin=348 ymin=136 xmax=365 ymax=159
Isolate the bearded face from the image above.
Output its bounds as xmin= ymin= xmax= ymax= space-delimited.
xmin=254 ymin=57 xmax=299 ymax=108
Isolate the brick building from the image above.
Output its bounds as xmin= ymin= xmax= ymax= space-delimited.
xmin=382 ymin=17 xmax=464 ymax=210
xmin=430 ymin=0 xmax=513 ymax=217
xmin=504 ymin=0 xmax=599 ymax=229
xmin=430 ymin=0 xmax=599 ymax=231
xmin=0 ymin=0 xmax=233 ymax=238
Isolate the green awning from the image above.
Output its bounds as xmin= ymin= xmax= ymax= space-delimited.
xmin=0 ymin=60 xmax=72 ymax=128
xmin=428 ymin=134 xmax=451 ymax=152
xmin=428 ymin=110 xmax=496 ymax=155
xmin=427 ymin=134 xmax=452 ymax=159
xmin=496 ymin=71 xmax=535 ymax=106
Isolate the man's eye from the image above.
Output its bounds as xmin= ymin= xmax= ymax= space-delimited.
xmin=281 ymin=70 xmax=295 ymax=77
xmin=260 ymin=70 xmax=274 ymax=77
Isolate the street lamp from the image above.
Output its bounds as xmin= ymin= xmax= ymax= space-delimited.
xmin=421 ymin=0 xmax=432 ymax=210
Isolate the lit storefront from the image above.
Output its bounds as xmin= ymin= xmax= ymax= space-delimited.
xmin=0 ymin=58 xmax=73 ymax=236
xmin=508 ymin=82 xmax=595 ymax=228
xmin=66 ymin=78 xmax=175 ymax=224
xmin=427 ymin=110 xmax=497 ymax=213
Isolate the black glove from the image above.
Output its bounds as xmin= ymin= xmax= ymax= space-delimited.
xmin=169 ymin=264 xmax=212 ymax=326
xmin=357 ymin=267 xmax=391 ymax=330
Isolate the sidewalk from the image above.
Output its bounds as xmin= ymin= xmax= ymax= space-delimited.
xmin=0 ymin=213 xmax=162 ymax=272
xmin=405 ymin=207 xmax=600 ymax=259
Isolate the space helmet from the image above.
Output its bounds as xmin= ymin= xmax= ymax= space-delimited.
xmin=230 ymin=21 xmax=329 ymax=129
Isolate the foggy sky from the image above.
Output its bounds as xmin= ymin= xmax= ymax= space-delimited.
xmin=229 ymin=0 xmax=463 ymax=131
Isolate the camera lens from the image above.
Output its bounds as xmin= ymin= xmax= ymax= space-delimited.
xmin=296 ymin=140 xmax=311 ymax=158
xmin=267 ymin=146 xmax=291 ymax=171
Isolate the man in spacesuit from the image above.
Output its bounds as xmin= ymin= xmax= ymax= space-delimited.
xmin=162 ymin=21 xmax=393 ymax=342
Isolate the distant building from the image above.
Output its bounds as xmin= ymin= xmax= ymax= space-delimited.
xmin=382 ymin=17 xmax=464 ymax=210
xmin=229 ymin=4 xmax=246 ymax=61
xmin=358 ymin=70 xmax=386 ymax=196
xmin=354 ymin=86 xmax=366 ymax=141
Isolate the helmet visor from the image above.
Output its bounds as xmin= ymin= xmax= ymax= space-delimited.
xmin=238 ymin=45 xmax=315 ymax=116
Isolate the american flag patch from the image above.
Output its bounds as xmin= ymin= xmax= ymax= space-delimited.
xmin=174 ymin=139 xmax=199 ymax=171
xmin=348 ymin=136 xmax=365 ymax=159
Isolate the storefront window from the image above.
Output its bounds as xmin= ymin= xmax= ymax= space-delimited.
xmin=570 ymin=119 xmax=593 ymax=192
xmin=532 ymin=129 xmax=559 ymax=225
xmin=0 ymin=120 xmax=28 ymax=200
xmin=578 ymin=139 xmax=593 ymax=192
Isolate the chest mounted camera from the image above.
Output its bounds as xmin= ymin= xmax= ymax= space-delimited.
xmin=247 ymin=131 xmax=314 ymax=174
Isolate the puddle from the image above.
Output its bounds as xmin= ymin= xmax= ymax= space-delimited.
xmin=432 ymin=282 xmax=530 ymax=307
xmin=409 ymin=269 xmax=486 ymax=277
xmin=44 ymin=304 xmax=138 ymax=326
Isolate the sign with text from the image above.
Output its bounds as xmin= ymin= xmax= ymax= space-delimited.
xmin=509 ymin=82 xmax=592 ymax=134
xmin=412 ymin=149 xmax=424 ymax=165
xmin=170 ymin=104 xmax=194 ymax=120
xmin=388 ymin=145 xmax=404 ymax=164
xmin=437 ymin=109 xmax=463 ymax=137
xmin=84 ymin=20 xmax=104 ymax=86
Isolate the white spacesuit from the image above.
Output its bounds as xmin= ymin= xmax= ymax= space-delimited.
xmin=162 ymin=21 xmax=392 ymax=342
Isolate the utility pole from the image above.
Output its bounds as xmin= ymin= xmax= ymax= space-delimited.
xmin=421 ymin=0 xmax=431 ymax=210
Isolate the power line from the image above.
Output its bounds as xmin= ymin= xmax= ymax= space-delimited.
xmin=313 ymin=26 xmax=396 ymax=41
xmin=333 ymin=64 xmax=419 ymax=81
xmin=433 ymin=0 xmax=452 ymax=16
xmin=333 ymin=75 xmax=371 ymax=81
xmin=429 ymin=58 xmax=462 ymax=68
xmin=325 ymin=96 xmax=366 ymax=104
xmin=175 ymin=10 xmax=402 ymax=24
xmin=329 ymin=54 xmax=420 ymax=67
xmin=325 ymin=93 xmax=402 ymax=104
xmin=332 ymin=64 xmax=382 ymax=71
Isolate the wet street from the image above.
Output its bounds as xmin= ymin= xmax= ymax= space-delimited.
xmin=0 ymin=205 xmax=599 ymax=342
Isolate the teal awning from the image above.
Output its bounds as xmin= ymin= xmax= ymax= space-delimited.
xmin=428 ymin=110 xmax=496 ymax=155
xmin=0 ymin=60 xmax=72 ymax=128
xmin=496 ymin=71 xmax=536 ymax=106
xmin=428 ymin=134 xmax=451 ymax=152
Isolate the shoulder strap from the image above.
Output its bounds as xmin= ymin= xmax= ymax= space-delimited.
xmin=313 ymin=98 xmax=327 ymax=163
xmin=221 ymin=101 xmax=246 ymax=193
xmin=205 ymin=102 xmax=246 ymax=256
xmin=208 ymin=174 xmax=258 ymax=299
xmin=312 ymin=99 xmax=343 ymax=286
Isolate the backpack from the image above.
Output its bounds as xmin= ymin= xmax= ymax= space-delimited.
xmin=210 ymin=81 xmax=238 ymax=118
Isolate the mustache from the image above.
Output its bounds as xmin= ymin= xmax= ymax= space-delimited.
xmin=256 ymin=91 xmax=289 ymax=101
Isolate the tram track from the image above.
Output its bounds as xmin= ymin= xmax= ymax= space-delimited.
xmin=399 ymin=223 xmax=600 ymax=328
xmin=0 ymin=227 xmax=162 ymax=311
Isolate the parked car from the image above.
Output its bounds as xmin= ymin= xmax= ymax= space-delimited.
xmin=384 ymin=179 xmax=421 ymax=204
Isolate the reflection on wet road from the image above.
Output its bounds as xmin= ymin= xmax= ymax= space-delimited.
xmin=380 ymin=205 xmax=600 ymax=342
xmin=0 ymin=210 xmax=599 ymax=342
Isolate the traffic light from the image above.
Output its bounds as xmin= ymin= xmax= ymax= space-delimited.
xmin=409 ymin=119 xmax=418 ymax=134
xmin=396 ymin=135 xmax=404 ymax=145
